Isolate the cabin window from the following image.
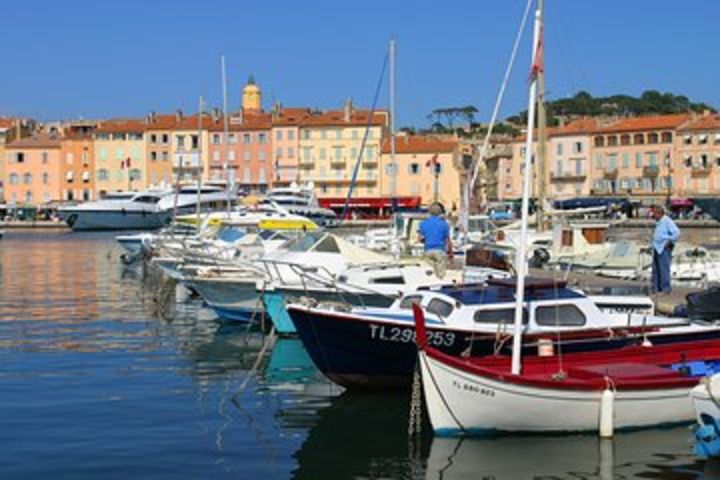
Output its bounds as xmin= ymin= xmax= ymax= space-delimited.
xmin=561 ymin=230 xmax=573 ymax=247
xmin=371 ymin=276 xmax=405 ymax=285
xmin=399 ymin=295 xmax=423 ymax=309
xmin=312 ymin=235 xmax=340 ymax=253
xmin=581 ymin=227 xmax=605 ymax=244
xmin=535 ymin=304 xmax=586 ymax=327
xmin=427 ymin=299 xmax=454 ymax=318
xmin=473 ymin=308 xmax=527 ymax=324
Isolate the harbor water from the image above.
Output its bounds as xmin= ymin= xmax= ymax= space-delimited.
xmin=3 ymin=229 xmax=720 ymax=479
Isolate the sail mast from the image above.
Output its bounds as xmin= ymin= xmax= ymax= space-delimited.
xmin=511 ymin=1 xmax=542 ymax=376
xmin=196 ymin=96 xmax=204 ymax=227
xmin=536 ymin=0 xmax=547 ymax=232
xmin=221 ymin=55 xmax=231 ymax=217
xmin=389 ymin=37 xmax=397 ymax=208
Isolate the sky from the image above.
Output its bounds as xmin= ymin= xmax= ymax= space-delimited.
xmin=1 ymin=0 xmax=718 ymax=128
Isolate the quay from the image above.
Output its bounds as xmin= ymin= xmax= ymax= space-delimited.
xmin=0 ymin=220 xmax=69 ymax=229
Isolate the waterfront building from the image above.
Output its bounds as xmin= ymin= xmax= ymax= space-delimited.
xmin=674 ymin=113 xmax=720 ymax=198
xmin=379 ymin=134 xmax=462 ymax=208
xmin=145 ymin=111 xmax=209 ymax=185
xmin=60 ymin=124 xmax=95 ymax=202
xmin=590 ymin=114 xmax=689 ymax=201
xmin=504 ymin=118 xmax=597 ymax=200
xmin=270 ymin=106 xmax=311 ymax=186
xmin=4 ymin=133 xmax=62 ymax=205
xmin=298 ymin=100 xmax=388 ymax=198
xmin=206 ymin=109 xmax=273 ymax=191
xmin=94 ymin=119 xmax=148 ymax=194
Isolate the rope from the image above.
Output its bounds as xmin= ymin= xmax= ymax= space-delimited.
xmin=233 ymin=326 xmax=277 ymax=397
xmin=407 ymin=362 xmax=424 ymax=460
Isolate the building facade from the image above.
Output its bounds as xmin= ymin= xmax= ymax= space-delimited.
xmin=95 ymin=119 xmax=148 ymax=194
xmin=674 ymin=113 xmax=720 ymax=197
xmin=59 ymin=129 xmax=95 ymax=202
xmin=298 ymin=102 xmax=388 ymax=197
xmin=4 ymin=134 xmax=62 ymax=205
xmin=270 ymin=107 xmax=310 ymax=186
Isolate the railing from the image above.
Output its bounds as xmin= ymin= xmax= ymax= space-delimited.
xmin=643 ymin=165 xmax=660 ymax=176
xmin=603 ymin=168 xmax=618 ymax=179
xmin=550 ymin=172 xmax=586 ymax=182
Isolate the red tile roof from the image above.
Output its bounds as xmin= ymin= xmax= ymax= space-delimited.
xmin=512 ymin=117 xmax=600 ymax=141
xmin=0 ymin=118 xmax=16 ymax=129
xmin=207 ymin=113 xmax=272 ymax=132
xmin=597 ymin=113 xmax=691 ymax=133
xmin=381 ymin=135 xmax=458 ymax=154
xmin=144 ymin=113 xmax=215 ymax=131
xmin=301 ymin=109 xmax=388 ymax=127
xmin=7 ymin=133 xmax=61 ymax=149
xmin=271 ymin=108 xmax=312 ymax=126
xmin=678 ymin=114 xmax=720 ymax=132
xmin=96 ymin=119 xmax=146 ymax=134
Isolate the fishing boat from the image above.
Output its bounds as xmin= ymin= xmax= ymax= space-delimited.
xmin=414 ymin=0 xmax=720 ymax=436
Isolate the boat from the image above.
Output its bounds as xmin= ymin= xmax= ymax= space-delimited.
xmin=692 ymin=198 xmax=720 ymax=223
xmin=414 ymin=0 xmax=720 ymax=436
xmin=263 ymin=182 xmax=338 ymax=227
xmin=691 ymin=373 xmax=720 ymax=458
xmin=58 ymin=190 xmax=171 ymax=231
xmin=288 ymin=277 xmax=720 ymax=390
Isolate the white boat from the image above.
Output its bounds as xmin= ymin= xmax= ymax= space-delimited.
xmin=263 ymin=182 xmax=338 ymax=227
xmin=691 ymin=374 xmax=720 ymax=457
xmin=58 ymin=190 xmax=171 ymax=231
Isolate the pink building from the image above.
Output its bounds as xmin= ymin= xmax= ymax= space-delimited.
xmin=4 ymin=133 xmax=62 ymax=205
xmin=207 ymin=110 xmax=273 ymax=192
xmin=270 ymin=107 xmax=311 ymax=186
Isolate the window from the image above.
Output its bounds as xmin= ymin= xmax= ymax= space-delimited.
xmin=371 ymin=276 xmax=405 ymax=285
xmin=243 ymin=133 xmax=251 ymax=144
xmin=365 ymin=146 xmax=374 ymax=160
xmin=25 ymin=191 xmax=32 ymax=203
xmin=427 ymin=299 xmax=453 ymax=318
xmin=319 ymin=148 xmax=327 ymax=160
xmin=41 ymin=152 xmax=48 ymax=164
xmin=302 ymin=130 xmax=310 ymax=140
xmin=213 ymin=151 xmax=220 ymax=161
xmin=350 ymin=147 xmax=358 ymax=159
xmin=9 ymin=173 xmax=19 ymax=185
xmin=335 ymin=130 xmax=342 ymax=140
xmin=607 ymin=154 xmax=617 ymax=170
xmin=622 ymin=153 xmax=629 ymax=168
xmin=150 ymin=151 xmax=158 ymax=161
xmin=351 ymin=129 xmax=359 ymax=139
xmin=115 ymin=148 xmax=124 ymax=160
xmin=258 ymin=150 xmax=266 ymax=161
xmin=42 ymin=172 xmax=49 ymax=184
xmin=161 ymin=134 xmax=169 ymax=144
xmin=648 ymin=152 xmax=658 ymax=167
xmin=635 ymin=152 xmax=642 ymax=168
xmin=288 ymin=130 xmax=295 ymax=141
xmin=228 ymin=134 xmax=236 ymax=144
xmin=258 ymin=167 xmax=266 ymax=183
xmin=276 ymin=147 xmax=283 ymax=159
xmin=594 ymin=154 xmax=603 ymax=168
xmin=82 ymin=152 xmax=89 ymax=166
xmin=573 ymin=142 xmax=582 ymax=154
xmin=244 ymin=151 xmax=251 ymax=161
xmin=699 ymin=134 xmax=708 ymax=145
xmin=98 ymin=169 xmax=109 ymax=181
xmin=409 ymin=163 xmax=420 ymax=175
xmin=111 ymin=133 xmax=125 ymax=141
xmin=83 ymin=189 xmax=90 ymax=201
xmin=150 ymin=134 xmax=157 ymax=143
xmin=556 ymin=143 xmax=563 ymax=156
xmin=473 ymin=308 xmax=527 ymax=324
xmin=648 ymin=132 xmax=659 ymax=144
xmin=400 ymin=295 xmax=422 ymax=310
xmin=191 ymin=135 xmax=199 ymax=150
xmin=258 ymin=133 xmax=267 ymax=144
xmin=275 ymin=130 xmax=282 ymax=141
xmin=212 ymin=133 xmax=221 ymax=145
xmin=23 ymin=173 xmax=32 ymax=184
xmin=161 ymin=152 xmax=169 ymax=161
xmin=334 ymin=147 xmax=343 ymax=160
xmin=228 ymin=151 xmax=236 ymax=161
xmin=685 ymin=155 xmax=692 ymax=167
xmin=176 ymin=135 xmax=185 ymax=150
xmin=535 ymin=304 xmax=586 ymax=326
xmin=99 ymin=148 xmax=107 ymax=161
xmin=594 ymin=136 xmax=604 ymax=147
xmin=633 ymin=133 xmax=645 ymax=145
xmin=661 ymin=132 xmax=673 ymax=143
xmin=320 ymin=130 xmax=327 ymax=140
xmin=608 ymin=135 xmax=618 ymax=146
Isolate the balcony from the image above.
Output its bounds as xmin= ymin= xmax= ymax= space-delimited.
xmin=550 ymin=172 xmax=587 ymax=183
xmin=298 ymin=160 xmax=315 ymax=169
xmin=603 ymin=168 xmax=618 ymax=179
xmin=172 ymin=153 xmax=201 ymax=169
xmin=590 ymin=187 xmax=614 ymax=195
xmin=691 ymin=163 xmax=712 ymax=177
xmin=362 ymin=158 xmax=379 ymax=168
xmin=330 ymin=158 xmax=347 ymax=168
xmin=313 ymin=177 xmax=377 ymax=185
xmin=643 ymin=165 xmax=660 ymax=177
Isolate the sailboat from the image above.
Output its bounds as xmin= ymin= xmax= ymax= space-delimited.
xmin=413 ymin=0 xmax=720 ymax=435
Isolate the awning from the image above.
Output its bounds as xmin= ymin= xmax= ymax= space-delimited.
xmin=669 ymin=198 xmax=693 ymax=208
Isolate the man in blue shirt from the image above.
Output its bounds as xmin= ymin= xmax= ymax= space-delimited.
xmin=419 ymin=202 xmax=452 ymax=278
xmin=651 ymin=205 xmax=680 ymax=294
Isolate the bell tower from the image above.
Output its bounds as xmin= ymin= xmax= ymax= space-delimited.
xmin=242 ymin=74 xmax=262 ymax=113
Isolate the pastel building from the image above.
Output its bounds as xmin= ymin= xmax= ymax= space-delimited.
xmin=590 ymin=114 xmax=689 ymax=199
xmin=4 ymin=133 xmax=62 ymax=205
xmin=379 ymin=135 xmax=462 ymax=207
xmin=270 ymin=106 xmax=311 ymax=186
xmin=59 ymin=126 xmax=95 ymax=201
xmin=95 ymin=119 xmax=147 ymax=194
xmin=674 ymin=113 xmax=720 ymax=197
xmin=298 ymin=101 xmax=388 ymax=197
xmin=206 ymin=111 xmax=272 ymax=191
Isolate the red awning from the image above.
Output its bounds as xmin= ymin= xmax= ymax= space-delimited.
xmin=669 ymin=198 xmax=693 ymax=208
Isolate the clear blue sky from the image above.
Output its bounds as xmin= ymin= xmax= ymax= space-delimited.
xmin=1 ymin=0 xmax=718 ymax=127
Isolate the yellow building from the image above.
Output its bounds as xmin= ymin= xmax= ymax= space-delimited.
xmin=297 ymin=101 xmax=388 ymax=197
xmin=242 ymin=75 xmax=262 ymax=113
xmin=145 ymin=112 xmax=210 ymax=184
xmin=380 ymin=134 xmax=463 ymax=208
xmin=94 ymin=119 xmax=147 ymax=194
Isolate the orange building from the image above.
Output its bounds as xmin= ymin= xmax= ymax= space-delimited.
xmin=60 ymin=126 xmax=95 ymax=202
xmin=674 ymin=113 xmax=720 ymax=197
xmin=4 ymin=133 xmax=62 ymax=205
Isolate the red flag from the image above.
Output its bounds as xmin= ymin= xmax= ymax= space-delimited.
xmin=126 ymin=157 xmax=131 ymax=168
xmin=529 ymin=26 xmax=544 ymax=80
xmin=425 ymin=153 xmax=439 ymax=168
xmin=120 ymin=160 xmax=125 ymax=169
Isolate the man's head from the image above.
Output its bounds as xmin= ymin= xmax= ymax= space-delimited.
xmin=429 ymin=202 xmax=444 ymax=216
xmin=651 ymin=204 xmax=665 ymax=221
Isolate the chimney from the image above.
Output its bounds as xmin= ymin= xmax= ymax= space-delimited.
xmin=175 ymin=109 xmax=183 ymax=123
xmin=211 ymin=107 xmax=221 ymax=122
xmin=272 ymin=101 xmax=282 ymax=121
xmin=343 ymin=98 xmax=353 ymax=122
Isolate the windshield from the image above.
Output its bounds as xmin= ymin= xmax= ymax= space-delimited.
xmin=216 ymin=227 xmax=245 ymax=243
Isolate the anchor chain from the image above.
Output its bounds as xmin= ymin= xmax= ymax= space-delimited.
xmin=408 ymin=363 xmax=424 ymax=478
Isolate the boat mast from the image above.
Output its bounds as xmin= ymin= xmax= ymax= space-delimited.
xmin=511 ymin=1 xmax=542 ymax=376
xmin=221 ymin=55 xmax=231 ymax=217
xmin=196 ymin=96 xmax=204 ymax=227
xmin=389 ymin=37 xmax=397 ymax=213
xmin=536 ymin=0 xmax=547 ymax=232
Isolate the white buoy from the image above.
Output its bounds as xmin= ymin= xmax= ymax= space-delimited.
xmin=599 ymin=387 xmax=615 ymax=438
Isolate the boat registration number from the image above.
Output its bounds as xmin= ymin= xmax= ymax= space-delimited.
xmin=369 ymin=324 xmax=455 ymax=347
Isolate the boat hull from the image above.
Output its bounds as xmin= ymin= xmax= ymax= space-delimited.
xmin=186 ymin=277 xmax=263 ymax=322
xmin=59 ymin=209 xmax=170 ymax=231
xmin=419 ymin=350 xmax=696 ymax=435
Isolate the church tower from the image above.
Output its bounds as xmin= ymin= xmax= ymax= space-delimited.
xmin=242 ymin=75 xmax=262 ymax=113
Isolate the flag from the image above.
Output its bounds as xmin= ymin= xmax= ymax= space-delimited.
xmin=120 ymin=160 xmax=125 ymax=169
xmin=425 ymin=153 xmax=439 ymax=168
xmin=529 ymin=26 xmax=544 ymax=80
xmin=126 ymin=157 xmax=131 ymax=168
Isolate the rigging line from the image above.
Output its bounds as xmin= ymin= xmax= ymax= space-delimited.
xmin=463 ymin=0 xmax=533 ymax=231
xmin=340 ymin=51 xmax=390 ymax=223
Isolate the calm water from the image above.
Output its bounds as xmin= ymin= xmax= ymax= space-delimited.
xmin=1 ymin=230 xmax=720 ymax=479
